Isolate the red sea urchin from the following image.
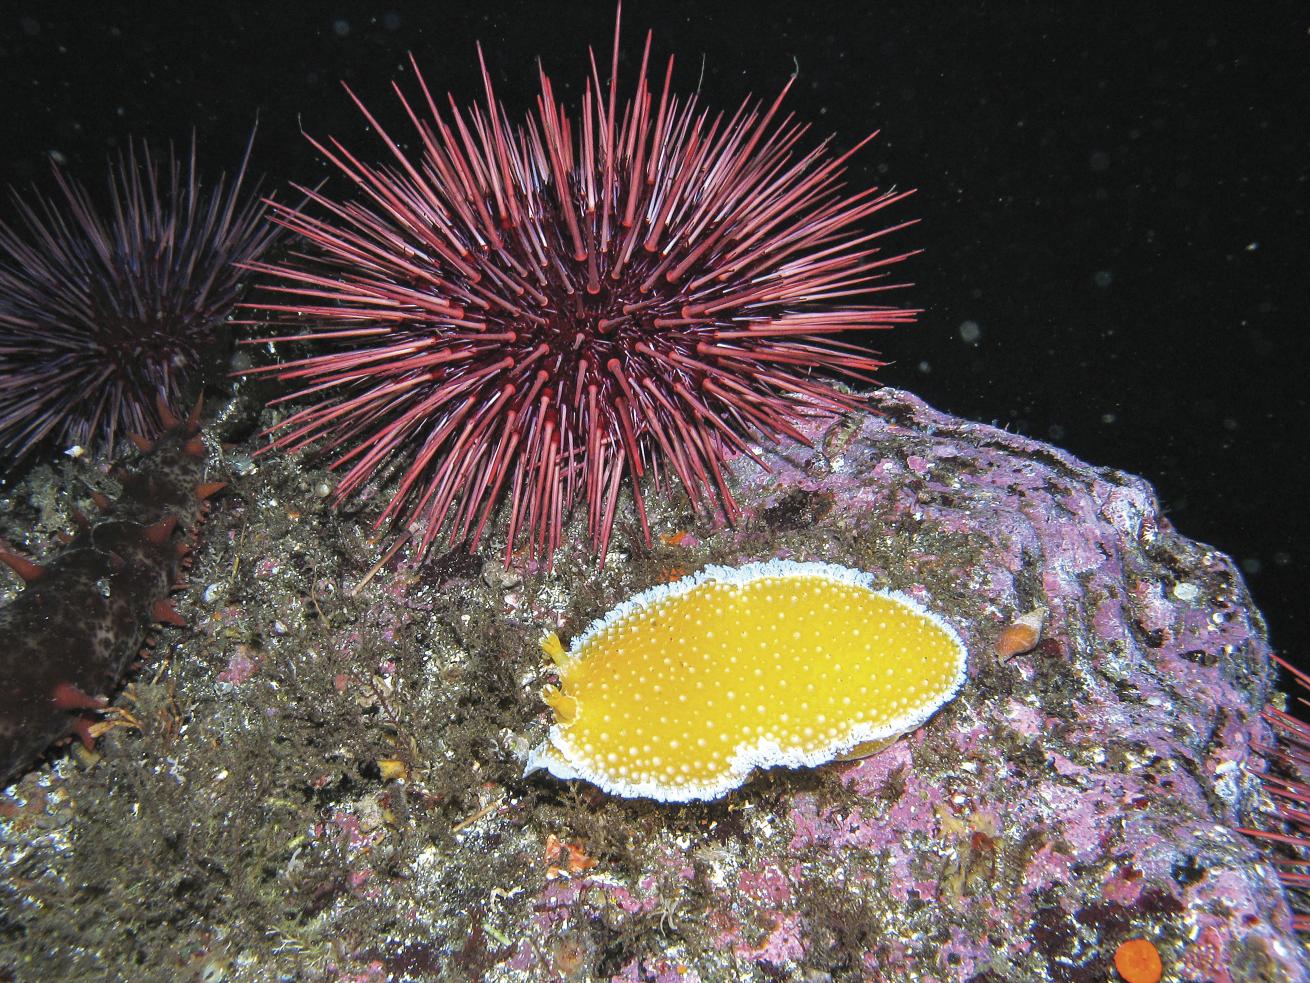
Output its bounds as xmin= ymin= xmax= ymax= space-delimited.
xmin=0 ymin=134 xmax=277 ymax=468
xmin=246 ymin=11 xmax=918 ymax=567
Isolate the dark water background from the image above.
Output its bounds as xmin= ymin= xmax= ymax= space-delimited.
xmin=2 ymin=2 xmax=1306 ymax=665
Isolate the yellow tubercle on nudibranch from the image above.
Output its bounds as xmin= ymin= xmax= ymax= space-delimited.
xmin=526 ymin=559 xmax=969 ymax=802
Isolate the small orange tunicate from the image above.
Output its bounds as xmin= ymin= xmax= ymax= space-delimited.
xmin=526 ymin=559 xmax=969 ymax=802
xmin=1113 ymin=938 xmax=1163 ymax=983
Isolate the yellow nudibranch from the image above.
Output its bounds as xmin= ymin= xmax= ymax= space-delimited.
xmin=526 ymin=559 xmax=968 ymax=802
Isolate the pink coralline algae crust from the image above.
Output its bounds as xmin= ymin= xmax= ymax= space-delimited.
xmin=215 ymin=646 xmax=261 ymax=685
xmin=503 ymin=388 xmax=1304 ymax=981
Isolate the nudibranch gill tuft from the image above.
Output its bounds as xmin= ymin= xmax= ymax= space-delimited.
xmin=526 ymin=559 xmax=969 ymax=802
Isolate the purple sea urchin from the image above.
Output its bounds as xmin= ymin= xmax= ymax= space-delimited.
xmin=246 ymin=13 xmax=917 ymax=567
xmin=0 ymin=135 xmax=277 ymax=467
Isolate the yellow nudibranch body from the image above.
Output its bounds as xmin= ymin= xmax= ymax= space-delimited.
xmin=526 ymin=559 xmax=968 ymax=802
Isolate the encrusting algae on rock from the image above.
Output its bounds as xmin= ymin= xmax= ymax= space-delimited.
xmin=526 ymin=559 xmax=968 ymax=802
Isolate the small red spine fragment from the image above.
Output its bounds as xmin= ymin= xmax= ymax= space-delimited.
xmin=0 ymin=547 xmax=46 ymax=583
xmin=151 ymin=599 xmax=187 ymax=628
xmin=51 ymin=682 xmax=107 ymax=712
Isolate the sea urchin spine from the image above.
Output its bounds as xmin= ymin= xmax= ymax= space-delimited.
xmin=1241 ymin=654 xmax=1310 ymax=931
xmin=247 ymin=11 xmax=918 ymax=566
xmin=0 ymin=133 xmax=277 ymax=467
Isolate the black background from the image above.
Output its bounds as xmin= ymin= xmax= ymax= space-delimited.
xmin=2 ymin=3 xmax=1306 ymax=663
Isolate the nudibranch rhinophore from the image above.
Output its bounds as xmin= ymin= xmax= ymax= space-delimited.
xmin=525 ymin=559 xmax=969 ymax=802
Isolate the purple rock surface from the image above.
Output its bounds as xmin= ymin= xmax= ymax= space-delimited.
xmin=0 ymin=387 xmax=1301 ymax=982
xmin=495 ymin=388 xmax=1302 ymax=980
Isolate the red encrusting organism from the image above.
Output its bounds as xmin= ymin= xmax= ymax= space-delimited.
xmin=245 ymin=7 xmax=918 ymax=567
xmin=0 ymin=398 xmax=222 ymax=787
